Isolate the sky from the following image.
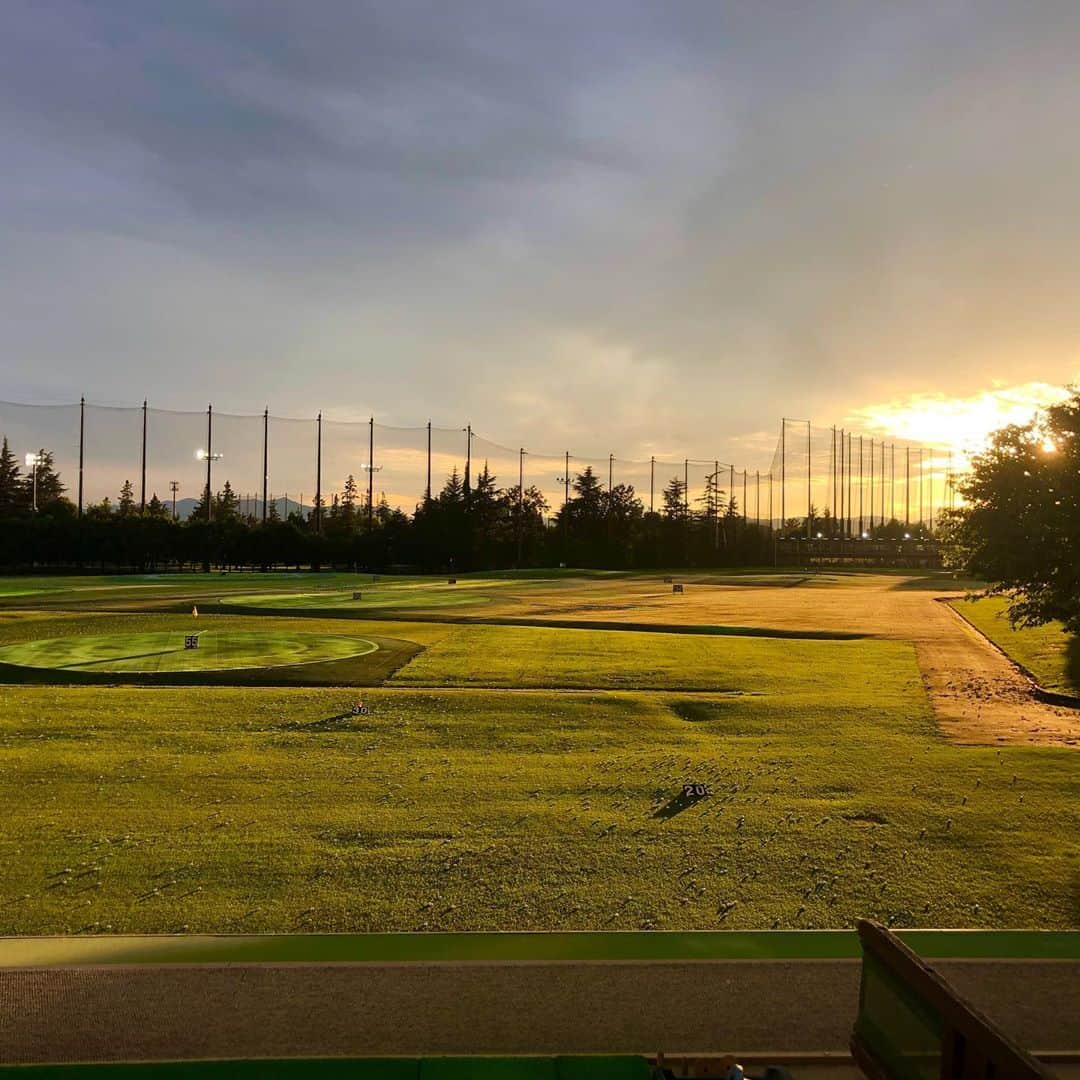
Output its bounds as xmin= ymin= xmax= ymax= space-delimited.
xmin=2 ymin=0 xmax=1079 ymax=472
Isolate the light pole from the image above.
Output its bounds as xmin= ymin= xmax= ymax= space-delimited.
xmin=361 ymin=462 xmax=382 ymax=528
xmin=169 ymin=481 xmax=180 ymax=520
xmin=195 ymin=448 xmax=223 ymax=521
xmin=517 ymin=447 xmax=527 ymax=567
xmin=24 ymin=452 xmax=43 ymax=512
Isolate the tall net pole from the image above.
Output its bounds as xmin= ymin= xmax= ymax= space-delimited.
xmin=905 ymin=446 xmax=911 ymax=528
xmin=928 ymin=449 xmax=934 ymax=534
xmin=868 ymin=437 xmax=874 ymax=532
xmin=830 ymin=426 xmax=836 ymax=531
xmin=919 ymin=447 xmax=924 ymax=529
xmin=205 ymin=404 xmax=213 ymax=523
xmin=517 ymin=447 xmax=525 ymax=567
xmin=77 ymin=396 xmax=85 ymax=519
xmin=367 ymin=417 xmax=375 ymax=531
xmin=713 ymin=460 xmax=720 ymax=549
xmin=140 ymin=400 xmax=147 ymax=514
xmin=805 ymin=421 xmax=811 ymax=540
xmin=261 ymin=408 xmax=269 ymax=523
xmin=464 ymin=424 xmax=472 ymax=502
xmin=649 ymin=455 xmax=655 ymax=513
xmin=426 ymin=421 xmax=432 ymax=504
xmin=837 ymin=428 xmax=842 ymax=535
xmin=882 ymin=441 xmax=887 ymax=524
xmin=858 ymin=435 xmax=864 ymax=536
xmin=314 ymin=412 xmax=323 ymax=535
xmin=780 ymin=418 xmax=786 ymax=534
xmin=846 ymin=429 xmax=852 ymax=535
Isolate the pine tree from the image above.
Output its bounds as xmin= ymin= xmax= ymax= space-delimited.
xmin=439 ymin=468 xmax=465 ymax=506
xmin=216 ymin=481 xmax=239 ymax=520
xmin=267 ymin=495 xmax=280 ymax=522
xmin=21 ymin=449 xmax=65 ymax=508
xmin=146 ymin=493 xmax=168 ymax=519
xmin=119 ymin=480 xmax=135 ymax=516
xmin=0 ymin=437 xmax=21 ymax=514
xmin=662 ymin=477 xmax=688 ymax=521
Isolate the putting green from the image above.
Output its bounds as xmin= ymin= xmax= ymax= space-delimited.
xmin=0 ymin=631 xmax=378 ymax=673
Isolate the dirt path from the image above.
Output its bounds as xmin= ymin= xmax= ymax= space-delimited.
xmin=496 ymin=574 xmax=1078 ymax=748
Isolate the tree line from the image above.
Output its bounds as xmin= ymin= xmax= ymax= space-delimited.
xmin=0 ymin=437 xmax=793 ymax=571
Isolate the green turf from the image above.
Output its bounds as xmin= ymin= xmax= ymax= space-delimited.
xmin=223 ymin=580 xmax=505 ymax=612
xmin=0 ymin=677 xmax=1075 ymax=934
xmin=2 ymin=929 xmax=1075 ymax=967
xmin=391 ymin=623 xmax=897 ymax=696
xmin=0 ymin=573 xmax=1076 ymax=935
xmin=0 ymin=630 xmax=377 ymax=673
xmin=950 ymin=597 xmax=1079 ymax=696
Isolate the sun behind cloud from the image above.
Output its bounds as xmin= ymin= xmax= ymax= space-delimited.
xmin=847 ymin=378 xmax=1076 ymax=460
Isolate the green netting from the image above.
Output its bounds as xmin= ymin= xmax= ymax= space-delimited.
xmin=768 ymin=420 xmax=954 ymax=534
xmin=855 ymin=949 xmax=942 ymax=1080
xmin=0 ymin=399 xmax=963 ymax=527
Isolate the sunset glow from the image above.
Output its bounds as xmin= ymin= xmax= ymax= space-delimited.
xmin=848 ymin=379 xmax=1076 ymax=460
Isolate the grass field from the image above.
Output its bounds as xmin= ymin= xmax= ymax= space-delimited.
xmin=0 ymin=630 xmax=378 ymax=673
xmin=951 ymin=596 xmax=1079 ymax=696
xmin=0 ymin=569 xmax=1076 ymax=934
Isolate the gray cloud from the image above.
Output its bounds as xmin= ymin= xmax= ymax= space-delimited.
xmin=2 ymin=0 xmax=1080 ymax=468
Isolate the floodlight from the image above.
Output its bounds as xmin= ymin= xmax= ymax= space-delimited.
xmin=904 ymin=532 xmax=911 ymax=540
xmin=1041 ymin=438 xmax=1057 ymax=454
xmin=816 ymin=532 xmax=823 ymax=539
xmin=195 ymin=449 xmax=222 ymax=461
xmin=862 ymin=531 xmax=869 ymax=539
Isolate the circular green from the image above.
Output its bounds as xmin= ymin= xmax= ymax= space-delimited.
xmin=0 ymin=631 xmax=378 ymax=673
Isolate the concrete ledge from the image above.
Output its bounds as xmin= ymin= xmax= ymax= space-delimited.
xmin=2 ymin=958 xmax=1077 ymax=1065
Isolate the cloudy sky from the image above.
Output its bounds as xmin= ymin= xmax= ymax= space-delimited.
xmin=2 ymin=0 xmax=1079 ymax=468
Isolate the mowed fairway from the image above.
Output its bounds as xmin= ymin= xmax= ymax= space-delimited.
xmin=0 ymin=570 xmax=1076 ymax=934
xmin=391 ymin=623 xmax=896 ymax=697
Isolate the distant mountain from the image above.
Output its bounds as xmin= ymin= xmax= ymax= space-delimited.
xmin=170 ymin=497 xmax=310 ymax=522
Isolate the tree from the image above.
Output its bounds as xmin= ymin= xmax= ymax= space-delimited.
xmin=146 ymin=493 xmax=168 ymax=519
xmin=341 ymin=474 xmax=359 ymax=525
xmin=87 ymin=497 xmax=113 ymax=520
xmin=21 ymin=449 xmax=65 ymax=508
xmin=662 ymin=477 xmax=688 ymax=521
xmin=119 ymin=480 xmax=136 ymax=517
xmin=216 ymin=481 xmax=239 ymax=521
xmin=0 ymin=438 xmax=21 ymax=514
xmin=943 ymin=391 xmax=1079 ymax=633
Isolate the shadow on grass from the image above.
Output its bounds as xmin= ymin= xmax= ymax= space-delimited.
xmin=653 ymin=789 xmax=709 ymax=820
xmin=1067 ymin=636 xmax=1080 ymax=696
xmin=210 ymin=606 xmax=867 ymax=641
xmin=282 ymin=711 xmax=375 ymax=732
xmin=61 ymin=647 xmax=177 ymax=669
